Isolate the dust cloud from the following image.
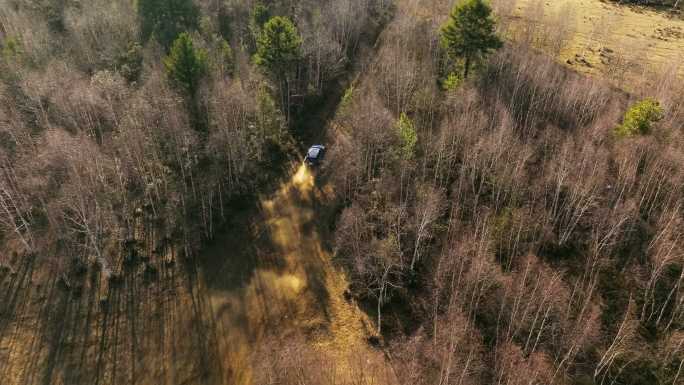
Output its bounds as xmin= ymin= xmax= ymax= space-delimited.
xmin=208 ymin=163 xmax=395 ymax=384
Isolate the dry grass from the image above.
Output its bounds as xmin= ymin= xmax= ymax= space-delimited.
xmin=504 ymin=0 xmax=684 ymax=88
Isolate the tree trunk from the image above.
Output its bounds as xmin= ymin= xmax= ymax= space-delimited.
xmin=377 ymin=288 xmax=383 ymax=335
xmin=285 ymin=76 xmax=291 ymax=125
xmin=464 ymin=56 xmax=471 ymax=79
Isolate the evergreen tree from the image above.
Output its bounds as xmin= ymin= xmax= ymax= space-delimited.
xmin=254 ymin=16 xmax=301 ymax=122
xmin=254 ymin=16 xmax=301 ymax=78
xmin=163 ymin=32 xmax=208 ymax=97
xmin=440 ymin=0 xmax=502 ymax=78
xmin=138 ymin=0 xmax=200 ymax=50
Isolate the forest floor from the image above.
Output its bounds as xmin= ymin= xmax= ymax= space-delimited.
xmin=509 ymin=0 xmax=684 ymax=87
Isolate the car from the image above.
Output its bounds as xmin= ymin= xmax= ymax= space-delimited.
xmin=304 ymin=145 xmax=326 ymax=166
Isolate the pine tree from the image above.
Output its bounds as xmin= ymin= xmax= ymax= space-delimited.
xmin=163 ymin=32 xmax=208 ymax=97
xmin=440 ymin=0 xmax=502 ymax=79
xmin=254 ymin=16 xmax=301 ymax=79
xmin=254 ymin=16 xmax=302 ymax=122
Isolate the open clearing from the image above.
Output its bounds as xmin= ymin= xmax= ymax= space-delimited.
xmin=507 ymin=0 xmax=684 ymax=86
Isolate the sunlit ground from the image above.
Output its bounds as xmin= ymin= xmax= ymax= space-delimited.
xmin=509 ymin=0 xmax=684 ymax=85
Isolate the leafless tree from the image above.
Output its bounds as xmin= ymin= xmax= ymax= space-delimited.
xmin=410 ymin=184 xmax=444 ymax=271
xmin=594 ymin=298 xmax=638 ymax=385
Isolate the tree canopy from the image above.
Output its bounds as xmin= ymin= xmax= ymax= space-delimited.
xmin=138 ymin=0 xmax=200 ymax=49
xmin=440 ymin=0 xmax=502 ymax=78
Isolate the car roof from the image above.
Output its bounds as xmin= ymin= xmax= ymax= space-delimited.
xmin=307 ymin=147 xmax=321 ymax=158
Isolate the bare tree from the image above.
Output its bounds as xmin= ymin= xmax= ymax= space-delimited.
xmin=410 ymin=185 xmax=445 ymax=270
xmin=594 ymin=298 xmax=638 ymax=385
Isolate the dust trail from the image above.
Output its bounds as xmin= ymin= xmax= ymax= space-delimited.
xmin=209 ymin=163 xmax=395 ymax=384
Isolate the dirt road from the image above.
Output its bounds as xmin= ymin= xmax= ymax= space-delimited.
xmin=202 ymin=163 xmax=395 ymax=384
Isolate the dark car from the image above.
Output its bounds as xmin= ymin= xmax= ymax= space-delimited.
xmin=304 ymin=145 xmax=326 ymax=166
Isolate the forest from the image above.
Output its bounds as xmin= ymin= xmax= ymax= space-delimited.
xmin=0 ymin=0 xmax=683 ymax=384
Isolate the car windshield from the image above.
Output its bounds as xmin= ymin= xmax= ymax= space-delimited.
xmin=307 ymin=147 xmax=320 ymax=158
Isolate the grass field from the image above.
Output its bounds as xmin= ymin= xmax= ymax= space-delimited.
xmin=505 ymin=0 xmax=684 ymax=88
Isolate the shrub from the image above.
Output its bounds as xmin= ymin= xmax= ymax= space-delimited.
xmin=441 ymin=71 xmax=463 ymax=92
xmin=614 ymin=98 xmax=664 ymax=137
xmin=396 ymin=112 xmax=417 ymax=159
xmin=45 ymin=0 xmax=66 ymax=33
xmin=1 ymin=37 xmax=22 ymax=60
xmin=341 ymin=84 xmax=355 ymax=108
xmin=117 ymin=42 xmax=143 ymax=83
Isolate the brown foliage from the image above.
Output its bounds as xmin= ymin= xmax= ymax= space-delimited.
xmin=327 ymin=0 xmax=684 ymax=382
